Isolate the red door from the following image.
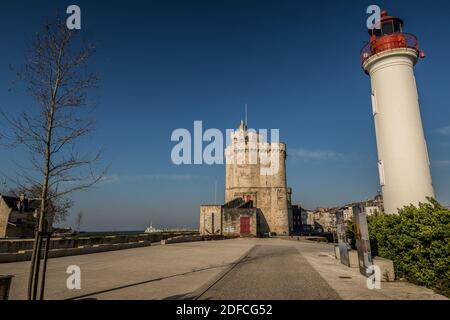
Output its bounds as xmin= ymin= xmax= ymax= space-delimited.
xmin=240 ymin=216 xmax=250 ymax=235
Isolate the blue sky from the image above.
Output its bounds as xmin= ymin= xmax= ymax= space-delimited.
xmin=0 ymin=0 xmax=449 ymax=231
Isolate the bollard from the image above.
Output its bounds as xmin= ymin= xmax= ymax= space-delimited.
xmin=0 ymin=275 xmax=14 ymax=300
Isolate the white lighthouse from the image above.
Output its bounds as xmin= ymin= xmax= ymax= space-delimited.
xmin=361 ymin=10 xmax=435 ymax=214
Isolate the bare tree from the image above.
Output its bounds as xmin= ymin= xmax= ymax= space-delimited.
xmin=0 ymin=19 xmax=106 ymax=300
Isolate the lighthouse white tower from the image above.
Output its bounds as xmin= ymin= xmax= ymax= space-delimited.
xmin=361 ymin=10 xmax=435 ymax=214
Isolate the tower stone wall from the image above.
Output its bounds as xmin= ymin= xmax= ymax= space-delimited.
xmin=224 ymin=121 xmax=291 ymax=235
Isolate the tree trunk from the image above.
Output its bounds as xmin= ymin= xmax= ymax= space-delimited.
xmin=27 ymin=62 xmax=60 ymax=300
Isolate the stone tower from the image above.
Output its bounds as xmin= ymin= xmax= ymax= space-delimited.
xmin=224 ymin=121 xmax=292 ymax=235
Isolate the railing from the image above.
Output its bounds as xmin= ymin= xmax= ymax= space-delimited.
xmin=360 ymin=33 xmax=419 ymax=65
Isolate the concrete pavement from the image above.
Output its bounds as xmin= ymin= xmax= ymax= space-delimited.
xmin=0 ymin=239 xmax=256 ymax=300
xmin=0 ymin=237 xmax=446 ymax=300
xmin=197 ymin=245 xmax=340 ymax=300
xmin=280 ymin=238 xmax=447 ymax=300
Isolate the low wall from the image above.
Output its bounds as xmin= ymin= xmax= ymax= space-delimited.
xmin=161 ymin=235 xmax=203 ymax=245
xmin=0 ymin=241 xmax=153 ymax=263
xmin=0 ymin=231 xmax=198 ymax=263
xmin=0 ymin=231 xmax=198 ymax=254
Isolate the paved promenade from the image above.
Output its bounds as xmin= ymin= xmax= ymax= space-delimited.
xmin=0 ymin=238 xmax=446 ymax=300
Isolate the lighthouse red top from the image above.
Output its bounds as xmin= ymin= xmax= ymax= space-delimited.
xmin=360 ymin=10 xmax=423 ymax=66
xmin=369 ymin=10 xmax=404 ymax=37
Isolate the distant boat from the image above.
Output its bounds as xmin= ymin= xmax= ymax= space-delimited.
xmin=144 ymin=222 xmax=163 ymax=234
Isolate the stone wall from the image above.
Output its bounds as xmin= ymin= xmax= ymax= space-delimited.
xmin=0 ymin=200 xmax=11 ymax=238
xmin=222 ymin=208 xmax=258 ymax=237
xmin=199 ymin=205 xmax=222 ymax=236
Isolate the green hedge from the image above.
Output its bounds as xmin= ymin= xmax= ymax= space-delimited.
xmin=367 ymin=199 xmax=450 ymax=297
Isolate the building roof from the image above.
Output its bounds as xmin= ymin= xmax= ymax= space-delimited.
xmin=222 ymin=197 xmax=254 ymax=209
xmin=0 ymin=195 xmax=40 ymax=213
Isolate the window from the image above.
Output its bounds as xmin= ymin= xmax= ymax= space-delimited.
xmin=378 ymin=160 xmax=386 ymax=187
xmin=371 ymin=28 xmax=382 ymax=37
xmin=382 ymin=21 xmax=394 ymax=35
xmin=371 ymin=90 xmax=378 ymax=116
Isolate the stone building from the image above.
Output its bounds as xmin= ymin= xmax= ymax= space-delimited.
xmin=313 ymin=194 xmax=384 ymax=233
xmin=292 ymin=205 xmax=315 ymax=233
xmin=0 ymin=194 xmax=40 ymax=238
xmin=314 ymin=208 xmax=337 ymax=233
xmin=200 ymin=121 xmax=292 ymax=237
xmin=200 ymin=198 xmax=258 ymax=237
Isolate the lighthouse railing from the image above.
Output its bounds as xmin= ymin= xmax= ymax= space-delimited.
xmin=360 ymin=33 xmax=419 ymax=65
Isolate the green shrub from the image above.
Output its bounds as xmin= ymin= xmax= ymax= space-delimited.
xmin=367 ymin=198 xmax=450 ymax=297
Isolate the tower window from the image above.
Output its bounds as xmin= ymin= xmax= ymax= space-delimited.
xmin=371 ymin=28 xmax=382 ymax=37
xmin=371 ymin=90 xmax=378 ymax=116
xmin=378 ymin=160 xmax=386 ymax=187
xmin=382 ymin=21 xmax=394 ymax=35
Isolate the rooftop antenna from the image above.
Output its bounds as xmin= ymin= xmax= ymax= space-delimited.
xmin=0 ymin=180 xmax=6 ymax=194
xmin=245 ymin=104 xmax=248 ymax=127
